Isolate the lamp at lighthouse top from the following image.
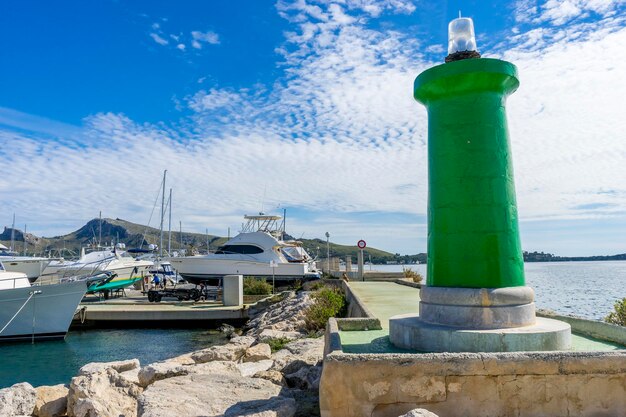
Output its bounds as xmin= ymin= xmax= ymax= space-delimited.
xmin=448 ymin=15 xmax=477 ymax=54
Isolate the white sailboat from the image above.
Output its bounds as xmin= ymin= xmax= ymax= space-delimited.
xmin=0 ymin=261 xmax=88 ymax=343
xmin=168 ymin=214 xmax=320 ymax=284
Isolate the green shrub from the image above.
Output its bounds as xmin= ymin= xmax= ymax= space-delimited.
xmin=403 ymin=267 xmax=423 ymax=284
xmin=243 ymin=277 xmax=273 ymax=295
xmin=266 ymin=337 xmax=292 ymax=353
xmin=605 ymin=297 xmax=626 ymax=326
xmin=304 ymin=286 xmax=347 ymax=332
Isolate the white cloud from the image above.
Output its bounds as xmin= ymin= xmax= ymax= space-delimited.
xmin=191 ymin=30 xmax=220 ymax=49
xmin=149 ymin=32 xmax=169 ymax=46
xmin=514 ymin=0 xmax=625 ymax=25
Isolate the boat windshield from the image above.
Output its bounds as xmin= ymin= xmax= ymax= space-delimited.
xmin=281 ymin=246 xmax=309 ymax=262
xmin=215 ymin=245 xmax=264 ymax=255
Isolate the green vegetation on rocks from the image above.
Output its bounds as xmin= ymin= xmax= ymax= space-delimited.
xmin=265 ymin=337 xmax=292 ymax=353
xmin=605 ymin=297 xmax=626 ymax=326
xmin=402 ymin=267 xmax=423 ymax=283
xmin=304 ymin=286 xmax=347 ymax=332
xmin=243 ymin=277 xmax=273 ymax=296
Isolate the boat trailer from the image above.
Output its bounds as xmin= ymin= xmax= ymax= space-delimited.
xmin=145 ymin=284 xmax=220 ymax=303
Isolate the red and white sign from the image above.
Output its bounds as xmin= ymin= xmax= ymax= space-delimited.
xmin=357 ymin=240 xmax=367 ymax=249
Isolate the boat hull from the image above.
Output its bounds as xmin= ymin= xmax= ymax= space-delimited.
xmin=0 ymin=281 xmax=87 ymax=343
xmin=1 ymin=257 xmax=52 ymax=282
xmin=169 ymin=258 xmax=320 ymax=284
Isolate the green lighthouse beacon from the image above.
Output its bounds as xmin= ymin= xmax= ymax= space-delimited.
xmin=421 ymin=17 xmax=524 ymax=289
xmin=389 ymin=16 xmax=571 ymax=352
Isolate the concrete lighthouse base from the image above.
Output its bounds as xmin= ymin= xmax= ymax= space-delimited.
xmin=389 ymin=286 xmax=572 ymax=352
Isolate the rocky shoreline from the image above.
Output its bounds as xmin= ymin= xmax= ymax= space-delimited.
xmin=0 ymin=291 xmax=323 ymax=417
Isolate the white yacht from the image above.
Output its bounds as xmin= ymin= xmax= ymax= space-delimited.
xmin=168 ymin=214 xmax=320 ymax=284
xmin=0 ymin=261 xmax=88 ymax=342
xmin=45 ymin=244 xmax=153 ymax=283
xmin=0 ymin=244 xmax=52 ymax=282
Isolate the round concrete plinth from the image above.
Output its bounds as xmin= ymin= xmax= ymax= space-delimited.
xmin=420 ymin=286 xmax=536 ymax=329
xmin=389 ymin=314 xmax=572 ymax=353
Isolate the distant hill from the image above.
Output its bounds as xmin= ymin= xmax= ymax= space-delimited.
xmin=523 ymin=251 xmax=626 ymax=262
xmin=0 ymin=218 xmax=416 ymax=263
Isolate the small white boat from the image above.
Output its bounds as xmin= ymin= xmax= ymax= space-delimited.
xmin=0 ymin=261 xmax=88 ymax=343
xmin=46 ymin=244 xmax=153 ymax=282
xmin=0 ymin=244 xmax=52 ymax=282
xmin=168 ymin=214 xmax=320 ymax=284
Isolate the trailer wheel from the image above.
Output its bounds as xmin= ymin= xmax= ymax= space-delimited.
xmin=190 ymin=289 xmax=200 ymax=301
xmin=155 ymin=294 xmax=162 ymax=303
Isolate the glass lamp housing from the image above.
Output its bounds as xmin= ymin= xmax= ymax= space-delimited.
xmin=448 ymin=17 xmax=477 ymax=54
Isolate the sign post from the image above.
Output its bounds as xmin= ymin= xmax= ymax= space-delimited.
xmin=357 ymin=240 xmax=366 ymax=281
xmin=270 ymin=260 xmax=277 ymax=293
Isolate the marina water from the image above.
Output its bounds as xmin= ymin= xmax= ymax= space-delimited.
xmin=0 ymin=328 xmax=227 ymax=388
xmin=375 ymin=261 xmax=626 ymax=321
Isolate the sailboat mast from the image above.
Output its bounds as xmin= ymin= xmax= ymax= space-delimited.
xmin=159 ymin=170 xmax=167 ymax=257
xmin=23 ymin=224 xmax=27 ymax=255
xmin=168 ymin=188 xmax=172 ymax=255
xmin=99 ymin=211 xmax=102 ymax=247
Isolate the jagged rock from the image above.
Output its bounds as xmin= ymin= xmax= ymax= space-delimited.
xmin=258 ymin=329 xmax=304 ymax=343
xmin=229 ymin=335 xmax=256 ymax=348
xmin=253 ymin=370 xmax=287 ymax=387
xmin=34 ymin=384 xmax=68 ymax=417
xmin=78 ymin=359 xmax=140 ymax=375
xmin=119 ymin=368 xmax=141 ymax=386
xmin=138 ymin=373 xmax=295 ymax=417
xmin=191 ymin=342 xmax=247 ymax=363
xmin=287 ymin=388 xmax=321 ymax=417
xmin=162 ymin=352 xmax=195 ymax=366
xmin=219 ymin=323 xmax=236 ymax=335
xmin=237 ymin=359 xmax=274 ymax=377
xmin=399 ymin=409 xmax=440 ymax=417
xmin=223 ymin=396 xmax=296 ymax=417
xmin=244 ymin=343 xmax=272 ymax=362
xmin=0 ymin=382 xmax=37 ymax=416
xmin=271 ymin=337 xmax=324 ymax=372
xmin=68 ymin=368 xmax=142 ymax=417
xmin=191 ymin=336 xmax=254 ymax=363
xmin=189 ymin=360 xmax=242 ymax=377
xmin=246 ymin=292 xmax=314 ymax=338
xmin=284 ymin=365 xmax=322 ymax=390
xmin=138 ymin=362 xmax=189 ymax=387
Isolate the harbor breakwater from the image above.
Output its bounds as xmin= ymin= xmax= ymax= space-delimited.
xmin=0 ymin=291 xmax=324 ymax=417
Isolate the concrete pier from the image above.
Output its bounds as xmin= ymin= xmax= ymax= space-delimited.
xmin=72 ymin=289 xmax=251 ymax=326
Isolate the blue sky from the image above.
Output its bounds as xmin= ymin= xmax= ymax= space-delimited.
xmin=1 ymin=0 xmax=626 ymax=256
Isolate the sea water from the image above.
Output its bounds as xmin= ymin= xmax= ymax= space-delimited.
xmin=371 ymin=261 xmax=626 ymax=320
xmin=0 ymin=328 xmax=228 ymax=388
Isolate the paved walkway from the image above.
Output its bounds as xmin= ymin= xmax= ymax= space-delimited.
xmin=348 ymin=281 xmax=420 ymax=329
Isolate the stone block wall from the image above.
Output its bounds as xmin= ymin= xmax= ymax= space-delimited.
xmin=321 ymin=319 xmax=626 ymax=417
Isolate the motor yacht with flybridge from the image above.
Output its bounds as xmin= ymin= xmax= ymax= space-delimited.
xmin=168 ymin=214 xmax=320 ymax=285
